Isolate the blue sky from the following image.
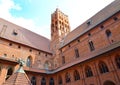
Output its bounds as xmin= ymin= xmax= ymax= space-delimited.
xmin=0 ymin=0 xmax=114 ymax=39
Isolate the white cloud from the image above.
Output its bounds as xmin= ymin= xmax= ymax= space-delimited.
xmin=0 ymin=0 xmax=50 ymax=39
xmin=0 ymin=0 xmax=115 ymax=39
xmin=58 ymin=0 xmax=115 ymax=30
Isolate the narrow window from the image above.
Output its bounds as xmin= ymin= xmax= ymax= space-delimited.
xmin=41 ymin=77 xmax=46 ymax=85
xmin=74 ymin=70 xmax=80 ymax=81
xmin=58 ymin=76 xmax=62 ymax=85
xmin=99 ymin=61 xmax=109 ymax=74
xmin=115 ymin=55 xmax=120 ymax=69
xmin=65 ymin=72 xmax=71 ymax=83
xmin=88 ymin=40 xmax=95 ymax=51
xmin=75 ymin=48 xmax=80 ymax=58
xmin=85 ymin=66 xmax=93 ymax=77
xmin=62 ymin=56 xmax=65 ymax=64
xmin=49 ymin=77 xmax=54 ymax=85
xmin=105 ymin=29 xmax=112 ymax=38
xmin=31 ymin=76 xmax=36 ymax=85
xmin=26 ymin=56 xmax=32 ymax=67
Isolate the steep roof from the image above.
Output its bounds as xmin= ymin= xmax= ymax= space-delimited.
xmin=2 ymin=65 xmax=31 ymax=85
xmin=60 ymin=0 xmax=120 ymax=48
xmin=0 ymin=18 xmax=52 ymax=53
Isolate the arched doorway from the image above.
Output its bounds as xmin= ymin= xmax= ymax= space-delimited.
xmin=6 ymin=67 xmax=13 ymax=80
xmin=103 ymin=80 xmax=115 ymax=85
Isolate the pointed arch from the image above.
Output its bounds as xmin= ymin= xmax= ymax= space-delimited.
xmin=26 ymin=56 xmax=32 ymax=67
xmin=41 ymin=77 xmax=46 ymax=85
xmin=74 ymin=70 xmax=80 ymax=81
xmin=58 ymin=75 xmax=62 ymax=85
xmin=74 ymin=48 xmax=80 ymax=58
xmin=31 ymin=76 xmax=36 ymax=85
xmin=88 ymin=40 xmax=95 ymax=51
xmin=99 ymin=61 xmax=109 ymax=74
xmin=6 ymin=67 xmax=13 ymax=80
xmin=49 ymin=77 xmax=54 ymax=85
xmin=85 ymin=66 xmax=93 ymax=77
xmin=65 ymin=72 xmax=71 ymax=83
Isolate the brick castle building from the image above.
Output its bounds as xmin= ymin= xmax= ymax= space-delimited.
xmin=0 ymin=0 xmax=120 ymax=85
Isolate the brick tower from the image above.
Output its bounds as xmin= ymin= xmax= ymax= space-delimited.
xmin=50 ymin=8 xmax=70 ymax=54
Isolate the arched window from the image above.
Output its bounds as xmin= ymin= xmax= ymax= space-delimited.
xmin=26 ymin=56 xmax=32 ymax=67
xmin=88 ymin=40 xmax=95 ymax=51
xmin=41 ymin=77 xmax=46 ymax=85
xmin=99 ymin=61 xmax=109 ymax=74
xmin=58 ymin=75 xmax=62 ymax=85
xmin=103 ymin=80 xmax=115 ymax=85
xmin=6 ymin=67 xmax=13 ymax=80
xmin=65 ymin=72 xmax=71 ymax=83
xmin=74 ymin=70 xmax=80 ymax=81
xmin=44 ymin=61 xmax=52 ymax=70
xmin=74 ymin=48 xmax=80 ymax=58
xmin=115 ymin=55 xmax=120 ymax=69
xmin=85 ymin=66 xmax=93 ymax=77
xmin=105 ymin=29 xmax=112 ymax=37
xmin=31 ymin=76 xmax=36 ymax=85
xmin=49 ymin=77 xmax=54 ymax=85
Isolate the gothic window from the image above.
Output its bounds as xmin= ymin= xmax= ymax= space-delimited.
xmin=65 ymin=72 xmax=71 ymax=83
xmin=41 ymin=77 xmax=46 ymax=85
xmin=115 ymin=55 xmax=120 ymax=69
xmin=105 ymin=29 xmax=112 ymax=38
xmin=88 ymin=40 xmax=95 ymax=51
xmin=44 ymin=61 xmax=49 ymax=70
xmin=49 ymin=77 xmax=54 ymax=85
xmin=58 ymin=75 xmax=62 ymax=85
xmin=26 ymin=56 xmax=32 ymax=67
xmin=62 ymin=56 xmax=65 ymax=64
xmin=6 ymin=67 xmax=13 ymax=80
xmin=74 ymin=70 xmax=80 ymax=81
xmin=31 ymin=76 xmax=36 ymax=85
xmin=74 ymin=48 xmax=80 ymax=58
xmin=99 ymin=61 xmax=109 ymax=74
xmin=85 ymin=66 xmax=93 ymax=77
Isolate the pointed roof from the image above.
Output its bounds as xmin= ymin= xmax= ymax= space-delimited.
xmin=2 ymin=63 xmax=31 ymax=85
xmin=60 ymin=0 xmax=120 ymax=48
xmin=0 ymin=18 xmax=52 ymax=53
